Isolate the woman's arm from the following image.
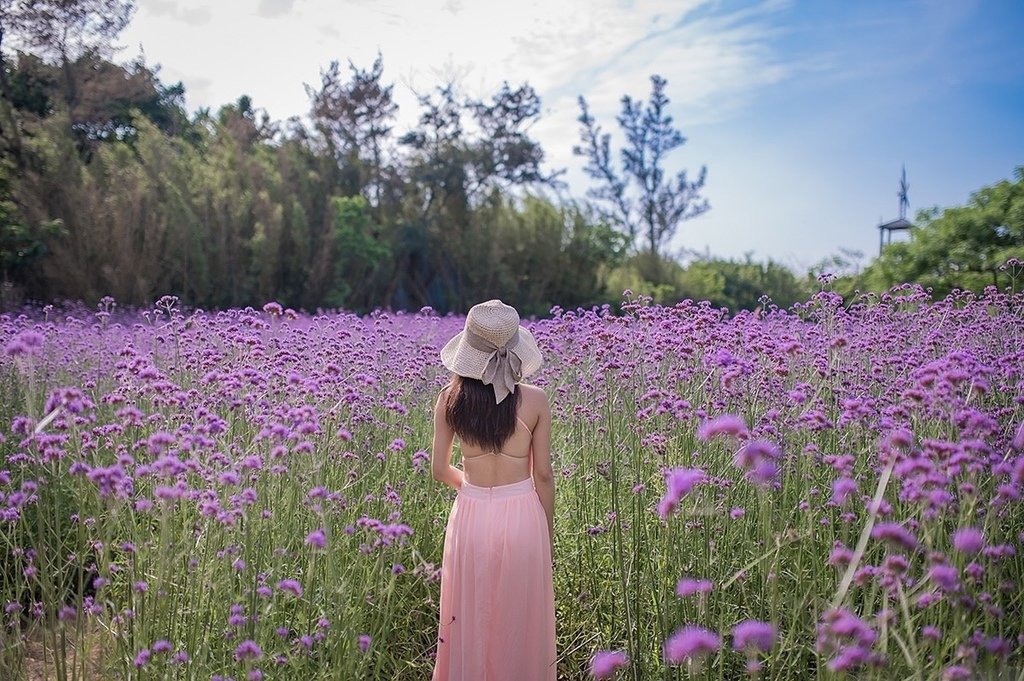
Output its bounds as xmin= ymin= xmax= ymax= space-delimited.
xmin=431 ymin=389 xmax=464 ymax=489
xmin=530 ymin=390 xmax=555 ymax=557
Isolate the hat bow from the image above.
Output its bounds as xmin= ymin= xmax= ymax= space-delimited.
xmin=465 ymin=329 xmax=523 ymax=404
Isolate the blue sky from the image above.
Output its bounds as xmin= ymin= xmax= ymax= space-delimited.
xmin=120 ymin=0 xmax=1024 ymax=271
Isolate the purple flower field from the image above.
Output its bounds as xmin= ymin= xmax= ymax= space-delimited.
xmin=1 ymin=287 xmax=1023 ymax=679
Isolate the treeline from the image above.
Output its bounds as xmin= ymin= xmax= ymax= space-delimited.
xmin=0 ymin=50 xmax=630 ymax=314
xmin=9 ymin=2 xmax=1014 ymax=315
xmin=0 ymin=0 xmax=828 ymax=314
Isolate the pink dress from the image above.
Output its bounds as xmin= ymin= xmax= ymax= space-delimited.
xmin=432 ymin=476 xmax=557 ymax=680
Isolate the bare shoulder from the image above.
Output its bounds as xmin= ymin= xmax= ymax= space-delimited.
xmin=434 ymin=384 xmax=451 ymax=409
xmin=518 ymin=383 xmax=550 ymax=414
xmin=519 ymin=382 xmax=548 ymax=400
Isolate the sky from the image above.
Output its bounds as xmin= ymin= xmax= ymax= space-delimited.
xmin=120 ymin=0 xmax=1024 ymax=271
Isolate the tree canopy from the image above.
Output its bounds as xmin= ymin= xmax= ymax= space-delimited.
xmin=865 ymin=168 xmax=1024 ymax=296
xmin=0 ymin=31 xmax=643 ymax=313
xmin=12 ymin=2 xmax=1011 ymax=314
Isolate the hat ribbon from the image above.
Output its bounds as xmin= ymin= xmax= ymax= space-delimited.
xmin=464 ymin=329 xmax=522 ymax=404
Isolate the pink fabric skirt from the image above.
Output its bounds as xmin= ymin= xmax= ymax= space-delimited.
xmin=432 ymin=477 xmax=556 ymax=681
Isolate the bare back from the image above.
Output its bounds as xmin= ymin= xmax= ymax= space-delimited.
xmin=448 ymin=383 xmax=548 ymax=487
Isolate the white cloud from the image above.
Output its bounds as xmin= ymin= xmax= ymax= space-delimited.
xmin=124 ymin=0 xmax=791 ymax=124
xmin=178 ymin=6 xmax=213 ymax=26
xmin=257 ymin=0 xmax=298 ymax=18
xmin=145 ymin=0 xmax=179 ymax=18
xmin=135 ymin=0 xmax=213 ymax=25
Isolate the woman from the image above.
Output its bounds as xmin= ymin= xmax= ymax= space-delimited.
xmin=430 ymin=299 xmax=557 ymax=681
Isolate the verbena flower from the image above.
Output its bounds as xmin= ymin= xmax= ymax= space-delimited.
xmin=951 ymin=527 xmax=985 ymax=555
xmin=235 ymin=640 xmax=263 ymax=661
xmin=134 ymin=648 xmax=151 ymax=667
xmin=4 ymin=330 xmax=44 ymax=357
xmin=305 ymin=528 xmax=327 ymax=549
xmin=276 ymin=579 xmax=303 ymax=597
xmin=870 ymin=522 xmax=917 ymax=552
xmin=657 ymin=467 xmax=706 ymax=519
xmin=732 ymin=620 xmax=776 ymax=653
xmin=831 ymin=477 xmax=857 ymax=506
xmin=928 ymin=564 xmax=959 ymax=592
xmin=664 ymin=626 xmax=720 ymax=664
xmin=733 ymin=440 xmax=780 ymax=469
xmin=749 ymin=459 xmax=779 ymax=487
xmin=357 ymin=634 xmax=371 ymax=652
xmin=697 ymin=415 xmax=748 ymax=441
xmin=676 ymin=578 xmax=714 ymax=597
xmin=817 ymin=608 xmax=882 ymax=672
xmin=590 ymin=650 xmax=628 ymax=679
xmin=882 ymin=428 xmax=914 ymax=451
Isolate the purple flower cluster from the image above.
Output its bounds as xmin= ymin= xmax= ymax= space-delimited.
xmin=664 ymin=625 xmax=721 ymax=665
xmin=656 ymin=467 xmax=706 ymax=519
xmin=732 ymin=439 xmax=781 ymax=487
xmin=589 ymin=650 xmax=628 ymax=679
xmin=4 ymin=329 xmax=45 ymax=357
xmin=732 ymin=620 xmax=776 ymax=653
xmin=675 ymin=578 xmax=713 ymax=597
xmin=698 ymin=414 xmax=749 ymax=442
xmin=870 ymin=522 xmax=918 ymax=552
xmin=816 ymin=608 xmax=884 ymax=672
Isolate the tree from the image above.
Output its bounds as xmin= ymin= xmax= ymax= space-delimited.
xmin=0 ymin=155 xmax=62 ymax=286
xmin=864 ymin=167 xmax=1024 ymax=295
xmin=467 ymin=82 xmax=556 ymax=191
xmin=394 ymin=80 xmax=560 ymax=310
xmin=324 ymin=195 xmax=390 ymax=310
xmin=399 ymin=81 xmax=559 ymax=207
xmin=306 ymin=53 xmax=397 ymax=207
xmin=2 ymin=0 xmax=135 ymax=120
xmin=574 ymin=74 xmax=708 ymax=257
xmin=2 ymin=0 xmax=135 ymax=65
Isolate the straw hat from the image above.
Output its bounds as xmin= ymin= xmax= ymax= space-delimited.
xmin=441 ymin=299 xmax=543 ymax=404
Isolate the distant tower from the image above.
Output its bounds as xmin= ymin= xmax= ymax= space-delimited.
xmin=879 ymin=165 xmax=913 ymax=255
xmin=898 ymin=165 xmax=909 ymax=219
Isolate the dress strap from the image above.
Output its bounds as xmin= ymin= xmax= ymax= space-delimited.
xmin=516 ymin=416 xmax=534 ymax=435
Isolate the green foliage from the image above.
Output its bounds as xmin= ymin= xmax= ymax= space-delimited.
xmin=0 ymin=156 xmax=63 ymax=280
xmin=0 ymin=41 xmax=794 ymax=315
xmin=481 ymin=196 xmax=628 ymax=316
xmin=3 ymin=51 xmax=56 ymax=117
xmin=864 ymin=167 xmax=1024 ymax=295
xmin=325 ymin=195 xmax=391 ymax=309
xmin=607 ymin=253 xmax=810 ymax=311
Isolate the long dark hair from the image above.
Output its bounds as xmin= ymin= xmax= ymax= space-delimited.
xmin=445 ymin=375 xmax=520 ymax=453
